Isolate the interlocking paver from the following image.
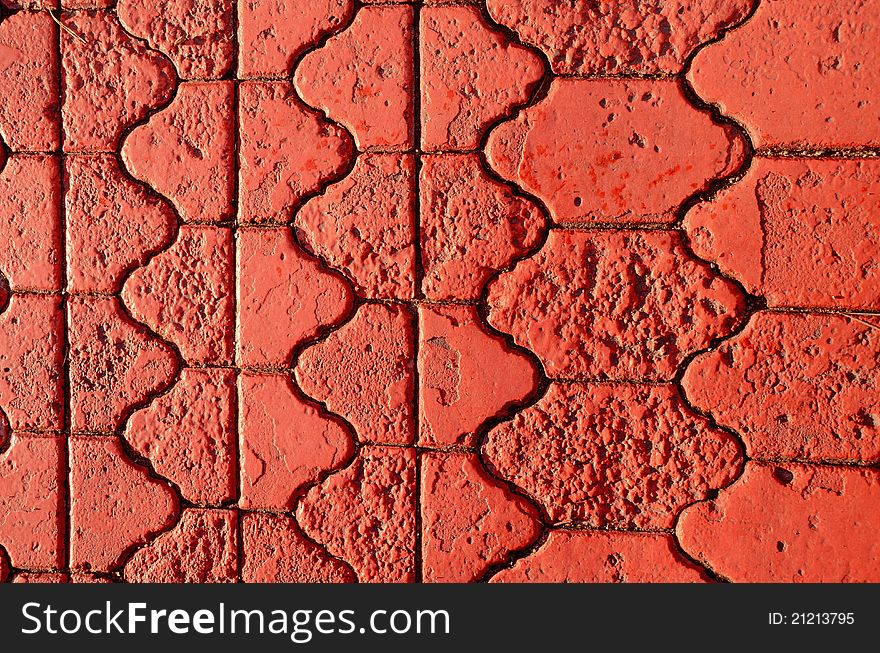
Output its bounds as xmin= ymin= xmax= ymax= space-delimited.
xmin=126 ymin=368 xmax=237 ymax=505
xmin=0 ymin=435 xmax=64 ymax=570
xmin=239 ymin=371 xmax=352 ymax=510
xmin=488 ymin=0 xmax=751 ymax=76
xmin=486 ymin=79 xmax=744 ymax=225
xmin=237 ymin=226 xmax=352 ymax=366
xmin=683 ymin=312 xmax=880 ymax=462
xmin=0 ymin=156 xmax=61 ymax=291
xmin=240 ymin=511 xmax=355 ymax=583
xmin=690 ymin=0 xmax=880 ymax=148
xmin=298 ymin=446 xmax=417 ymax=583
xmin=124 ymin=509 xmax=237 ymax=583
xmin=236 ymin=0 xmax=353 ymax=78
xmin=123 ymin=225 xmax=235 ymax=364
xmin=678 ymin=462 xmax=880 ymax=582
xmin=298 ymin=153 xmax=417 ymax=300
xmin=484 ymin=383 xmax=742 ymax=528
xmin=296 ymin=303 xmax=415 ymax=445
xmin=118 ymin=0 xmax=233 ymax=81
xmin=238 ymin=80 xmax=353 ymax=225
xmin=65 ymin=154 xmax=176 ymax=293
xmin=61 ymin=11 xmax=175 ymax=152
xmin=123 ymin=81 xmax=235 ymax=224
xmin=420 ymin=154 xmax=545 ymax=301
xmin=0 ymin=12 xmax=58 ymax=151
xmin=68 ymin=296 xmax=178 ymax=433
xmin=0 ymin=295 xmax=64 ymax=432
xmin=421 ymin=452 xmax=540 ymax=582
xmin=418 ymin=304 xmax=537 ymax=448
xmin=487 ymin=230 xmax=744 ymax=380
xmin=419 ymin=5 xmax=543 ymax=151
xmin=685 ymin=158 xmax=880 ymax=309
xmin=0 ymin=0 xmax=877 ymax=585
xmin=70 ymin=436 xmax=178 ymax=572
xmin=492 ymin=530 xmax=708 ymax=583
xmin=295 ymin=5 xmax=415 ymax=150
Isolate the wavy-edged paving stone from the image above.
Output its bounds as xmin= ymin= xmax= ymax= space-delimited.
xmin=487 ymin=230 xmax=744 ymax=380
xmin=123 ymin=81 xmax=234 ymax=224
xmin=487 ymin=0 xmax=750 ymax=76
xmin=419 ymin=304 xmax=538 ymax=448
xmin=486 ymin=78 xmax=744 ymax=224
xmin=0 ymin=156 xmax=61 ymax=292
xmin=61 ymin=11 xmax=175 ymax=152
xmin=0 ymin=435 xmax=64 ymax=571
xmin=126 ymin=368 xmax=236 ymax=506
xmin=298 ymin=446 xmax=417 ymax=583
xmin=68 ymin=296 xmax=179 ymax=434
xmin=238 ymin=80 xmax=354 ymax=225
xmin=124 ymin=509 xmax=237 ymax=583
xmin=419 ymin=5 xmax=543 ymax=151
xmin=297 ymin=153 xmax=416 ymax=300
xmin=420 ymin=154 xmax=545 ymax=302
xmin=492 ymin=530 xmax=708 ymax=583
xmin=241 ymin=512 xmax=355 ymax=583
xmin=484 ymin=383 xmax=742 ymax=528
xmin=295 ymin=5 xmax=415 ymax=150
xmin=237 ymin=0 xmax=354 ymax=77
xmin=421 ymin=452 xmax=540 ymax=583
xmin=123 ymin=226 xmax=234 ymax=365
xmin=683 ymin=312 xmax=880 ymax=463
xmin=239 ymin=372 xmax=353 ymax=510
xmin=70 ymin=436 xmax=178 ymax=573
xmin=296 ymin=303 xmax=415 ymax=445
xmin=0 ymin=295 xmax=64 ymax=432
xmin=238 ymin=227 xmax=353 ymax=367
xmin=0 ymin=11 xmax=59 ymax=151
xmin=685 ymin=158 xmax=880 ymax=309
xmin=678 ymin=462 xmax=880 ymax=582
xmin=118 ymin=0 xmax=233 ymax=80
xmin=690 ymin=0 xmax=880 ymax=148
xmin=65 ymin=154 xmax=176 ymax=294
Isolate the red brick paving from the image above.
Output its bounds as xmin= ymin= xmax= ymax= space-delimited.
xmin=0 ymin=0 xmax=877 ymax=583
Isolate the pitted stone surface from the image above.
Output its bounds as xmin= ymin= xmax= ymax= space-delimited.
xmin=488 ymin=0 xmax=751 ymax=76
xmin=298 ymin=446 xmax=417 ymax=583
xmin=298 ymin=154 xmax=417 ymax=300
xmin=420 ymin=154 xmax=545 ymax=302
xmin=484 ymin=383 xmax=742 ymax=529
xmin=296 ymin=303 xmax=415 ymax=445
xmin=487 ymin=230 xmax=745 ymax=381
xmin=684 ymin=312 xmax=880 ymax=463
